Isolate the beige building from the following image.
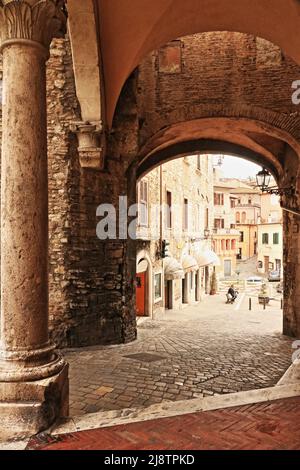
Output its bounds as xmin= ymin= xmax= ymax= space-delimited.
xmin=136 ymin=154 xmax=217 ymax=317
xmin=212 ymin=172 xmax=240 ymax=277
xmin=257 ymin=193 xmax=283 ymax=276
xmin=231 ymin=183 xmax=261 ymax=261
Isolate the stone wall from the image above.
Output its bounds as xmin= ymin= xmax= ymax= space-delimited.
xmin=47 ymin=42 xmax=138 ymax=347
xmin=137 ymin=32 xmax=300 ymax=147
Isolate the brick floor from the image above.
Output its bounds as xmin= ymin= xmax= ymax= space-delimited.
xmin=27 ymin=396 xmax=300 ymax=450
xmin=65 ymin=294 xmax=294 ymax=416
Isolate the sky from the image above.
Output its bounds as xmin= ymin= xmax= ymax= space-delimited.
xmin=214 ymin=155 xmax=261 ymax=179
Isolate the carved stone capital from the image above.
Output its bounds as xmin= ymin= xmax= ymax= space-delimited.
xmin=70 ymin=120 xmax=106 ymax=170
xmin=0 ymin=0 xmax=67 ymax=52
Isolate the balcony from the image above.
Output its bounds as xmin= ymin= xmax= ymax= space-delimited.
xmin=212 ymin=228 xmax=240 ymax=236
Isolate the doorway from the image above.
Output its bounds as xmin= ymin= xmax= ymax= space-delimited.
xmin=264 ymin=256 xmax=270 ymax=274
xmin=136 ymin=272 xmax=147 ymax=316
xmin=182 ymin=274 xmax=188 ymax=304
xmin=224 ymin=259 xmax=232 ymax=277
xmin=195 ymin=270 xmax=199 ymax=301
xmin=165 ymin=280 xmax=173 ymax=310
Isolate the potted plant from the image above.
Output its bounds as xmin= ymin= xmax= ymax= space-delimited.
xmin=258 ymin=282 xmax=270 ymax=305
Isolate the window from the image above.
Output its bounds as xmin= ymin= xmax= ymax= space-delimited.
xmin=238 ymin=198 xmax=241 ymax=205
xmin=240 ymin=231 xmax=244 ymax=242
xmin=242 ymin=212 xmax=246 ymax=223
xmin=248 ymin=198 xmax=252 ymax=205
xmin=183 ymin=198 xmax=188 ymax=230
xmin=273 ymin=233 xmax=279 ymax=245
xmin=226 ymin=239 xmax=230 ymax=250
xmin=214 ymin=193 xmax=224 ymax=205
xmin=262 ymin=233 xmax=269 ymax=244
xmin=158 ymin=40 xmax=182 ymax=74
xmin=230 ymin=224 xmax=236 ymax=229
xmin=138 ymin=180 xmax=148 ymax=226
xmin=236 ymin=212 xmax=240 ymax=223
xmin=154 ymin=273 xmax=162 ymax=301
xmin=166 ymin=191 xmax=172 ymax=229
xmin=230 ymin=198 xmax=235 ymax=208
xmin=231 ymin=239 xmax=236 ymax=250
xmin=214 ymin=218 xmax=225 ymax=229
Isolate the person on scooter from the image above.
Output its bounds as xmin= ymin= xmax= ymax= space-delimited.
xmin=226 ymin=284 xmax=237 ymax=303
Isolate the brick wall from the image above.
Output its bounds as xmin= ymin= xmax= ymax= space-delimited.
xmin=137 ymin=32 xmax=300 ymax=147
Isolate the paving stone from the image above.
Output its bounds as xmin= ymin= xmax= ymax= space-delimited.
xmin=65 ymin=298 xmax=293 ymax=416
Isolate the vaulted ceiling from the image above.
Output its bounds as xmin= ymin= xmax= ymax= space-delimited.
xmin=68 ymin=0 xmax=300 ymax=127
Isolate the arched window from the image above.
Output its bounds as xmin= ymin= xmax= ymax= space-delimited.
xmin=236 ymin=212 xmax=240 ymax=223
xmin=242 ymin=211 xmax=246 ymax=223
xmin=231 ymin=239 xmax=236 ymax=250
xmin=226 ymin=239 xmax=230 ymax=250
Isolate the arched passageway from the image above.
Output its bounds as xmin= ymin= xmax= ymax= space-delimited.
xmin=94 ymin=0 xmax=300 ymax=125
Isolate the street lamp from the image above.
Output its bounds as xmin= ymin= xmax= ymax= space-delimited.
xmin=256 ymin=167 xmax=295 ymax=197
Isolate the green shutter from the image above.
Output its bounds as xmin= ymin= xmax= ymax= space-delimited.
xmin=273 ymin=233 xmax=279 ymax=245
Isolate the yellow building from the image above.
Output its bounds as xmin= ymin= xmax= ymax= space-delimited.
xmin=212 ymin=175 xmax=240 ymax=277
xmin=257 ymin=193 xmax=283 ymax=276
xmin=231 ymin=184 xmax=261 ymax=261
xmin=237 ymin=224 xmax=258 ymax=260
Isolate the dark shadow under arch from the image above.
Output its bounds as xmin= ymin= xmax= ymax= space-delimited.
xmin=137 ymin=139 xmax=279 ymax=181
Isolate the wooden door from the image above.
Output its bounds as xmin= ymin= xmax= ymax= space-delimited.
xmin=264 ymin=256 xmax=269 ymax=274
xmin=165 ymin=280 xmax=173 ymax=310
xmin=136 ymin=272 xmax=146 ymax=316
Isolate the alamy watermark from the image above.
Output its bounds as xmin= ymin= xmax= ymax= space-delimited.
xmin=292 ymin=80 xmax=300 ymax=105
xmin=96 ymin=196 xmax=206 ymax=241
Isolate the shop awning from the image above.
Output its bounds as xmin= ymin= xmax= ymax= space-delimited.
xmin=194 ymin=249 xmax=221 ymax=267
xmin=164 ymin=257 xmax=185 ymax=280
xmin=182 ymin=255 xmax=199 ymax=272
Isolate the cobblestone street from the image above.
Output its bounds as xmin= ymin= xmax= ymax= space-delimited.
xmin=66 ymin=293 xmax=294 ymax=416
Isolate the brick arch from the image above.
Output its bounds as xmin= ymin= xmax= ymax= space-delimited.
xmin=141 ymin=103 xmax=300 ymax=152
xmin=96 ymin=0 xmax=300 ymax=125
xmin=137 ymin=139 xmax=280 ymax=181
xmin=137 ymin=114 xmax=300 ymax=181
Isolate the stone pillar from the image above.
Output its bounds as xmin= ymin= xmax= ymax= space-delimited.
xmin=0 ymin=0 xmax=68 ymax=440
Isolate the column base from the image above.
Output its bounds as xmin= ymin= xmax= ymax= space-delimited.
xmin=0 ymin=364 xmax=69 ymax=441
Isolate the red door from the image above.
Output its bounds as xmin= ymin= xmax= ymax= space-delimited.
xmin=136 ymin=272 xmax=146 ymax=316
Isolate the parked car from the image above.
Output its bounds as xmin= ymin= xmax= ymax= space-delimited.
xmin=246 ymin=276 xmax=263 ymax=283
xmin=276 ymin=281 xmax=283 ymax=293
xmin=268 ymin=270 xmax=281 ymax=282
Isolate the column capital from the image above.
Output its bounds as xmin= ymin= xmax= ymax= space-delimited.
xmin=0 ymin=0 xmax=67 ymax=52
xmin=70 ymin=120 xmax=106 ymax=169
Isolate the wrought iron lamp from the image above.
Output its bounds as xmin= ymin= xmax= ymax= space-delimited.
xmin=256 ymin=168 xmax=295 ymax=197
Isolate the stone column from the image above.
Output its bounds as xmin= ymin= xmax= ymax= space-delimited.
xmin=0 ymin=0 xmax=68 ymax=440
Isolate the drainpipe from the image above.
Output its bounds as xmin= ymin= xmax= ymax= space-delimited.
xmin=160 ymin=165 xmax=164 ymax=308
xmin=160 ymin=164 xmax=163 ymax=245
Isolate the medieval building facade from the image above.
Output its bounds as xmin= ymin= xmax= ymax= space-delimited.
xmin=136 ymin=155 xmax=215 ymax=317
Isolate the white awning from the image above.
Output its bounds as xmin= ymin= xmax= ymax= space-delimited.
xmin=194 ymin=249 xmax=221 ymax=267
xmin=137 ymin=259 xmax=148 ymax=273
xmin=182 ymin=255 xmax=199 ymax=272
xmin=164 ymin=257 xmax=184 ymax=280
